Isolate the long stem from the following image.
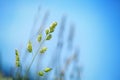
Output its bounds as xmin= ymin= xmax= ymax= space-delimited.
xmin=23 ymin=39 xmax=46 ymax=80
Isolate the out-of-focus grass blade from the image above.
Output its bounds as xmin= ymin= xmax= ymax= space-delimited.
xmin=67 ymin=24 xmax=75 ymax=50
xmin=29 ymin=5 xmax=41 ymax=40
xmin=49 ymin=15 xmax=67 ymax=80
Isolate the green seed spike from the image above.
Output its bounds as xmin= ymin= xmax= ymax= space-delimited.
xmin=37 ymin=34 xmax=42 ymax=42
xmin=27 ymin=41 xmax=32 ymax=52
xmin=16 ymin=56 xmax=20 ymax=61
xmin=50 ymin=22 xmax=57 ymax=29
xmin=46 ymin=34 xmax=52 ymax=40
xmin=44 ymin=68 xmax=52 ymax=72
xmin=49 ymin=22 xmax=57 ymax=33
xmin=45 ymin=28 xmax=50 ymax=35
xmin=38 ymin=71 xmax=44 ymax=76
xmin=16 ymin=61 xmax=20 ymax=67
xmin=40 ymin=47 xmax=47 ymax=54
xmin=15 ymin=49 xmax=19 ymax=56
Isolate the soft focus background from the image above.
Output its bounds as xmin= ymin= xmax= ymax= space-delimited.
xmin=0 ymin=0 xmax=120 ymax=80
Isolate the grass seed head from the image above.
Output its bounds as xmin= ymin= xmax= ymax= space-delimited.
xmin=40 ymin=47 xmax=47 ymax=54
xmin=44 ymin=67 xmax=52 ymax=72
xmin=37 ymin=34 xmax=42 ymax=42
xmin=45 ymin=28 xmax=50 ymax=35
xmin=49 ymin=22 xmax=57 ymax=33
xmin=38 ymin=71 xmax=44 ymax=76
xmin=15 ymin=49 xmax=20 ymax=67
xmin=27 ymin=41 xmax=32 ymax=52
xmin=15 ymin=49 xmax=19 ymax=56
xmin=16 ymin=56 xmax=20 ymax=61
xmin=50 ymin=22 xmax=57 ymax=29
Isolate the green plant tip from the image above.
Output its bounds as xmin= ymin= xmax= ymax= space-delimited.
xmin=37 ymin=34 xmax=42 ymax=42
xmin=45 ymin=29 xmax=50 ymax=35
xmin=38 ymin=71 xmax=44 ymax=76
xmin=46 ymin=34 xmax=52 ymax=40
xmin=44 ymin=68 xmax=52 ymax=72
xmin=27 ymin=41 xmax=32 ymax=52
xmin=15 ymin=49 xmax=19 ymax=56
xmin=50 ymin=22 xmax=57 ymax=28
xmin=40 ymin=47 xmax=47 ymax=54
xmin=49 ymin=22 xmax=57 ymax=33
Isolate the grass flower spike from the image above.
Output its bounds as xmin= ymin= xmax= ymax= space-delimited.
xmin=15 ymin=49 xmax=20 ymax=67
xmin=38 ymin=71 xmax=44 ymax=76
xmin=45 ymin=28 xmax=50 ymax=35
xmin=49 ymin=22 xmax=57 ymax=33
xmin=27 ymin=41 xmax=32 ymax=52
xmin=44 ymin=68 xmax=52 ymax=72
xmin=40 ymin=47 xmax=47 ymax=54
xmin=51 ymin=21 xmax=57 ymax=28
xmin=15 ymin=49 xmax=19 ymax=56
xmin=37 ymin=34 xmax=42 ymax=42
xmin=16 ymin=56 xmax=19 ymax=61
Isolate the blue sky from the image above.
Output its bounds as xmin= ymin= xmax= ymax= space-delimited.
xmin=0 ymin=0 xmax=120 ymax=80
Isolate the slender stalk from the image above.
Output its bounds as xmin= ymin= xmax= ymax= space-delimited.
xmin=23 ymin=39 xmax=46 ymax=80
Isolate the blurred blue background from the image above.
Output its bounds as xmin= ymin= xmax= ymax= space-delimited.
xmin=0 ymin=0 xmax=120 ymax=80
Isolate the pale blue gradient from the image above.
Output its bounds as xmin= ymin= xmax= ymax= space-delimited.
xmin=0 ymin=0 xmax=120 ymax=80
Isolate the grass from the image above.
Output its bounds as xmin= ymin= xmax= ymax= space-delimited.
xmin=14 ymin=21 xmax=58 ymax=80
xmin=0 ymin=6 xmax=81 ymax=80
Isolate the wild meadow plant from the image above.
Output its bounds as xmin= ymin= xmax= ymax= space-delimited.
xmin=15 ymin=22 xmax=57 ymax=80
xmin=0 ymin=5 xmax=81 ymax=80
xmin=8 ymin=13 xmax=81 ymax=80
